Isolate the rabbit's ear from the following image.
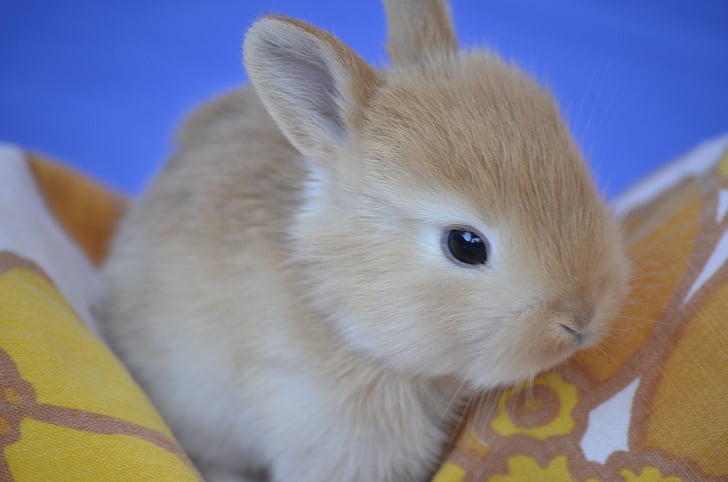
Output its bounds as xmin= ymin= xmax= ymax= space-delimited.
xmin=244 ymin=16 xmax=380 ymax=163
xmin=383 ymin=0 xmax=458 ymax=68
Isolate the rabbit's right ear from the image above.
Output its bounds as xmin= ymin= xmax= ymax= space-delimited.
xmin=383 ymin=0 xmax=458 ymax=68
xmin=244 ymin=16 xmax=380 ymax=164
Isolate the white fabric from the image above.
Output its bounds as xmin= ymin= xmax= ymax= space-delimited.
xmin=0 ymin=143 xmax=104 ymax=336
xmin=580 ymin=378 xmax=640 ymax=464
xmin=613 ymin=133 xmax=728 ymax=217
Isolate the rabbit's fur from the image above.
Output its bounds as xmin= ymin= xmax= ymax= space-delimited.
xmin=102 ymin=1 xmax=629 ymax=480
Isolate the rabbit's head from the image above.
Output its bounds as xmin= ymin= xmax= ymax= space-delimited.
xmin=243 ymin=0 xmax=628 ymax=389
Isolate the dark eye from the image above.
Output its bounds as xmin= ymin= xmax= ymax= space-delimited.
xmin=444 ymin=228 xmax=488 ymax=266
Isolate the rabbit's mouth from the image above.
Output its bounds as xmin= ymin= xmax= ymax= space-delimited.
xmin=458 ymin=328 xmax=587 ymax=391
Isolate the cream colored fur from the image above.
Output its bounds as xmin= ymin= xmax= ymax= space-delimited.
xmin=101 ymin=1 xmax=628 ymax=480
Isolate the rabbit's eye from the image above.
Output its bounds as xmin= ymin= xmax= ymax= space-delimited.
xmin=444 ymin=228 xmax=488 ymax=266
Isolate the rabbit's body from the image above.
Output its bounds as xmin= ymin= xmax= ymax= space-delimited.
xmin=105 ymin=86 xmax=457 ymax=481
xmin=102 ymin=2 xmax=628 ymax=481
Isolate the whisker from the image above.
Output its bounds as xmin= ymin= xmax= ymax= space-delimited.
xmin=629 ymin=252 xmax=715 ymax=274
xmin=627 ymin=235 xmax=714 ymax=259
xmin=616 ymin=315 xmax=659 ymax=324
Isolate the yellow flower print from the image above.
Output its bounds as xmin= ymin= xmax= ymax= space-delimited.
xmin=491 ymin=372 xmax=578 ymax=440
xmin=621 ymin=467 xmax=682 ymax=482
xmin=432 ymin=462 xmax=466 ymax=482
xmin=489 ymin=455 xmax=575 ymax=482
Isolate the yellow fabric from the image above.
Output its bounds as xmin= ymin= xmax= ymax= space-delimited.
xmin=620 ymin=467 xmax=682 ymax=482
xmin=489 ymin=456 xmax=576 ymax=482
xmin=6 ymin=421 xmax=195 ymax=481
xmin=490 ymin=373 xmax=577 ymax=441
xmin=0 ymin=262 xmax=200 ymax=481
xmin=432 ymin=462 xmax=466 ymax=482
xmin=647 ymin=281 xmax=728 ymax=474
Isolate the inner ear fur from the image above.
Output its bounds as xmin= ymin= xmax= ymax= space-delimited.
xmin=243 ymin=15 xmax=380 ymax=162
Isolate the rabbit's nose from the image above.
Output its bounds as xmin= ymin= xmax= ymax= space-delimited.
xmin=550 ymin=296 xmax=594 ymax=328
xmin=572 ymin=307 xmax=594 ymax=331
xmin=551 ymin=297 xmax=594 ymax=346
xmin=558 ymin=323 xmax=584 ymax=345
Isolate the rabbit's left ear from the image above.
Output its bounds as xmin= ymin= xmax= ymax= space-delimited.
xmin=243 ymin=15 xmax=380 ymax=164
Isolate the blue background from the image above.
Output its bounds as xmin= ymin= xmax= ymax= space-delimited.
xmin=1 ymin=1 xmax=727 ymax=198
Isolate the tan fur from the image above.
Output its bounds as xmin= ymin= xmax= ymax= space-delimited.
xmin=101 ymin=2 xmax=628 ymax=481
xmin=383 ymin=0 xmax=457 ymax=67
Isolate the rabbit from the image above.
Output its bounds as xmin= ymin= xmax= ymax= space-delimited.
xmin=101 ymin=0 xmax=629 ymax=481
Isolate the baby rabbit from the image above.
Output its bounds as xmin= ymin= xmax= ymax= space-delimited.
xmin=102 ymin=0 xmax=629 ymax=480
